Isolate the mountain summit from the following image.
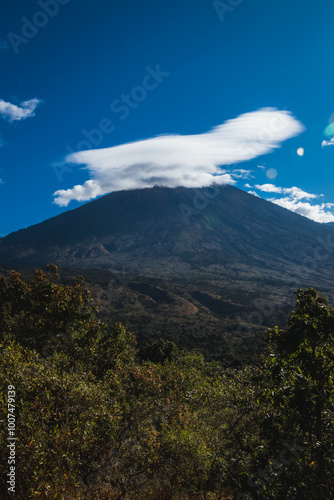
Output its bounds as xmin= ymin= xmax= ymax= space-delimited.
xmin=0 ymin=185 xmax=334 ymax=284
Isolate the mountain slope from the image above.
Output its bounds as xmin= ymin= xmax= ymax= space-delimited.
xmin=1 ymin=185 xmax=334 ymax=281
xmin=2 ymin=185 xmax=334 ymax=363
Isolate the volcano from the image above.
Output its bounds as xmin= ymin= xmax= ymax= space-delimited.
xmin=0 ymin=185 xmax=334 ymax=288
xmin=2 ymin=184 xmax=334 ymax=363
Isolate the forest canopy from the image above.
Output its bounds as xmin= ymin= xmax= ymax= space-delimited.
xmin=0 ymin=266 xmax=333 ymax=499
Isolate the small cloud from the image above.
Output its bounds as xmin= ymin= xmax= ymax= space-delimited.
xmin=255 ymin=184 xmax=318 ymax=200
xmin=255 ymin=183 xmax=283 ymax=194
xmin=322 ymin=202 xmax=334 ymax=209
xmin=253 ymin=183 xmax=333 ymax=222
xmin=244 ymin=183 xmax=252 ymax=188
xmin=257 ymin=165 xmax=265 ymax=170
xmin=269 ymin=198 xmax=334 ymax=223
xmin=282 ymin=186 xmax=318 ymax=201
xmin=53 ymin=108 xmax=304 ymax=206
xmin=247 ymin=190 xmax=260 ymax=197
xmin=322 ymin=137 xmax=334 ymax=147
xmin=0 ymin=98 xmax=42 ymax=122
xmin=228 ymin=168 xmax=253 ymax=179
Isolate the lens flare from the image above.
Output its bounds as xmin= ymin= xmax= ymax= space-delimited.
xmin=266 ymin=168 xmax=277 ymax=179
xmin=324 ymin=123 xmax=334 ymax=137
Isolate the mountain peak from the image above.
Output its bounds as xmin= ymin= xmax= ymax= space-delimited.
xmin=0 ymin=185 xmax=333 ymax=283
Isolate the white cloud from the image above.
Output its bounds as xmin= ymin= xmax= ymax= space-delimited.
xmin=255 ymin=183 xmax=283 ymax=194
xmin=248 ymin=190 xmax=260 ymax=197
xmin=255 ymin=184 xmax=318 ymax=200
xmin=228 ymin=168 xmax=253 ymax=179
xmin=244 ymin=183 xmax=252 ymax=188
xmin=322 ymin=137 xmax=334 ymax=147
xmin=252 ymin=184 xmax=333 ymax=223
xmin=269 ymin=198 xmax=334 ymax=223
xmin=0 ymin=98 xmax=42 ymax=122
xmin=282 ymin=186 xmax=318 ymax=200
xmin=54 ymin=108 xmax=304 ymax=206
xmin=257 ymin=165 xmax=265 ymax=170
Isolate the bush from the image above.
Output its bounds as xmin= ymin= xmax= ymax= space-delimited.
xmin=1 ymin=268 xmax=333 ymax=499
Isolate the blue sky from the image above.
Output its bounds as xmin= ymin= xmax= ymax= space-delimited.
xmin=1 ymin=0 xmax=334 ymax=235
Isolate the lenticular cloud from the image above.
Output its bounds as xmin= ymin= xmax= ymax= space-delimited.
xmin=53 ymin=108 xmax=304 ymax=207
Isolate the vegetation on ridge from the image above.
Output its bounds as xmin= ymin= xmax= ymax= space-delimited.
xmin=0 ymin=265 xmax=333 ymax=499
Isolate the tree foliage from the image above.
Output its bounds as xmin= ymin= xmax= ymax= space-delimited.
xmin=252 ymin=288 xmax=334 ymax=499
xmin=0 ymin=269 xmax=333 ymax=499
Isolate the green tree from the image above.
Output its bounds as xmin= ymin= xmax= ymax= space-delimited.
xmin=256 ymin=288 xmax=334 ymax=499
xmin=138 ymin=338 xmax=179 ymax=364
xmin=0 ymin=265 xmax=136 ymax=377
xmin=0 ymin=266 xmax=137 ymax=498
xmin=0 ymin=264 xmax=98 ymax=351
